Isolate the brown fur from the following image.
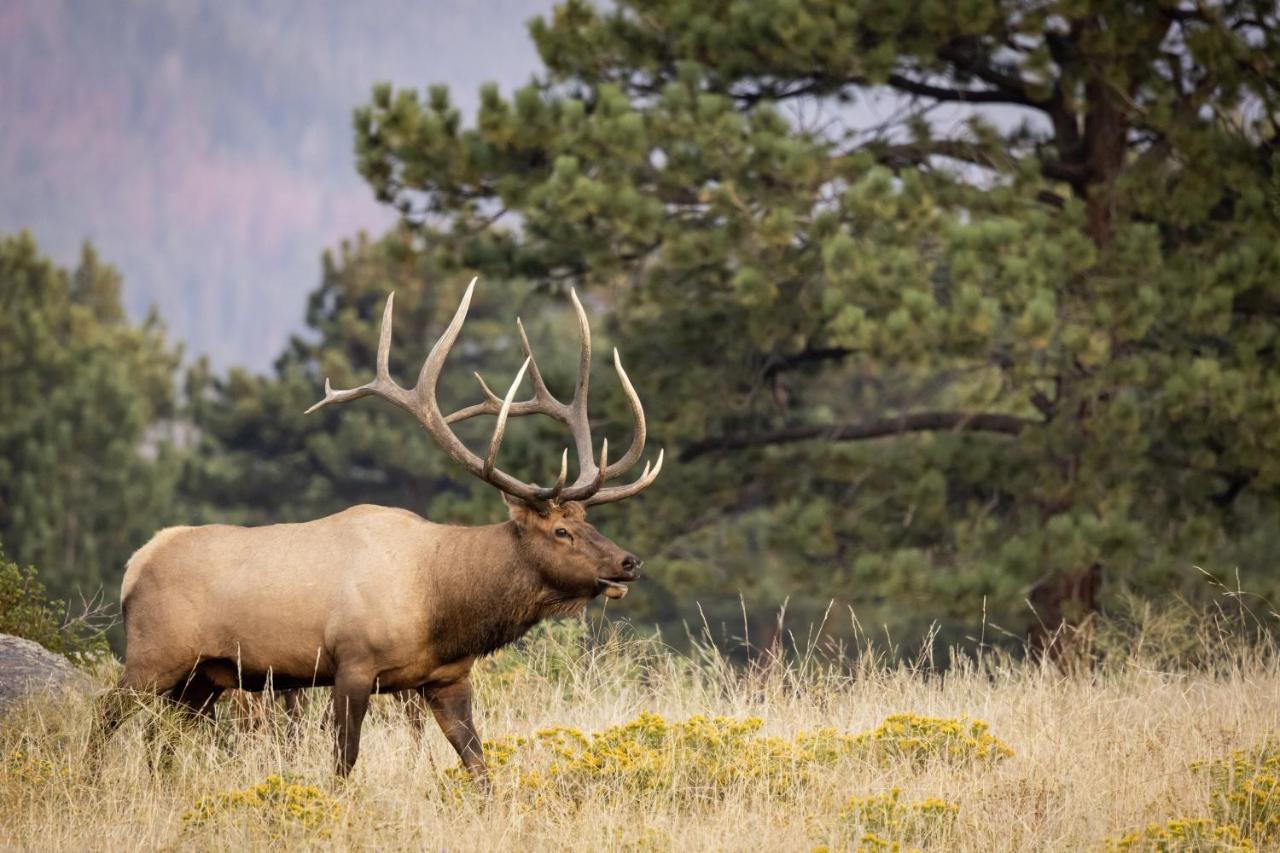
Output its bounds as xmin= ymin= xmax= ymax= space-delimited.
xmin=95 ymin=499 xmax=640 ymax=781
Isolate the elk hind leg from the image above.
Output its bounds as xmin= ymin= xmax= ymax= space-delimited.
xmin=399 ymin=688 xmax=430 ymax=735
xmin=280 ymin=688 xmax=308 ymax=740
xmin=142 ymin=670 xmax=221 ymax=771
xmin=171 ymin=671 xmax=222 ymax=724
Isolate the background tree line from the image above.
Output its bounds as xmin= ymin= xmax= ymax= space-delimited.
xmin=3 ymin=0 xmax=1278 ymax=654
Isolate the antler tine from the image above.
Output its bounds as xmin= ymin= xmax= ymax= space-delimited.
xmin=310 ymin=278 xmax=663 ymax=509
xmin=557 ymin=287 xmax=603 ymax=494
xmin=473 ymin=372 xmax=502 ymax=405
xmin=595 ymin=438 xmax=609 ymax=490
xmin=602 ymin=348 xmax=647 ymax=478
xmin=483 ymin=357 xmax=531 ymax=477
xmin=375 ymin=291 xmax=395 ymax=380
xmin=445 ymin=397 xmax=549 ymax=425
xmin=559 ymin=436 xmax=610 ymax=501
xmin=541 ymin=448 xmax=569 ymax=500
xmin=515 ymin=317 xmax=557 ymax=404
xmin=568 ymin=288 xmax=592 ymax=407
xmin=583 ymin=449 xmax=665 ymax=506
xmin=417 ymin=277 xmax=477 ymax=393
xmin=305 ymin=293 xmax=411 ymax=415
xmin=442 ymin=314 xmax=568 ymax=426
xmin=403 ymin=278 xmax=544 ymax=502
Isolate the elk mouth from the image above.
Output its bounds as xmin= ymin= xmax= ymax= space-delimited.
xmin=597 ymin=578 xmax=633 ymax=600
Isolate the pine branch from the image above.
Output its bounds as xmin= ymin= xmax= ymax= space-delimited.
xmin=680 ymin=411 xmax=1038 ymax=461
xmin=885 ymin=73 xmax=1026 ymax=104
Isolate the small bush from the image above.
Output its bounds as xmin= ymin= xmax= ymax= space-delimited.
xmin=838 ymin=788 xmax=960 ymax=851
xmin=4 ymin=748 xmax=72 ymax=788
xmin=851 ymin=714 xmax=1014 ymax=765
xmin=182 ymin=773 xmax=341 ymax=836
xmin=1104 ymin=741 xmax=1280 ymax=850
xmin=1194 ymin=743 xmax=1280 ymax=846
xmin=1102 ymin=817 xmax=1253 ymax=851
xmin=0 ymin=546 xmax=109 ymax=660
xmin=449 ymin=712 xmax=1011 ymax=805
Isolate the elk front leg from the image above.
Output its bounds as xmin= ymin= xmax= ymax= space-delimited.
xmin=331 ymin=670 xmax=374 ymax=777
xmin=425 ymin=679 xmax=487 ymax=787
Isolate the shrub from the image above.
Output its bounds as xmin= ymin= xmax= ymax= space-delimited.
xmin=4 ymin=748 xmax=71 ymax=788
xmin=1194 ymin=743 xmax=1280 ymax=846
xmin=182 ymin=774 xmax=341 ymax=836
xmin=850 ymin=714 xmax=1014 ymax=765
xmin=450 ymin=712 xmax=1011 ymax=805
xmin=1103 ymin=818 xmax=1253 ymax=851
xmin=0 ymin=546 xmax=109 ymax=660
xmin=1105 ymin=741 xmax=1280 ymax=850
xmin=839 ymin=789 xmax=960 ymax=851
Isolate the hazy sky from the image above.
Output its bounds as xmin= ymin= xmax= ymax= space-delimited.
xmin=1 ymin=0 xmax=556 ymax=367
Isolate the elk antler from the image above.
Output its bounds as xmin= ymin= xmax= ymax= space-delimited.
xmin=306 ymin=279 xmax=663 ymax=508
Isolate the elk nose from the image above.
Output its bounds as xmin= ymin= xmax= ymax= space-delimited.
xmin=622 ymin=554 xmax=643 ymax=577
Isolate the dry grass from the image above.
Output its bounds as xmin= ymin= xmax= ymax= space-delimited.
xmin=2 ymin=611 xmax=1278 ymax=852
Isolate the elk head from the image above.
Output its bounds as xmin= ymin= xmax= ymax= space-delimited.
xmin=503 ymin=497 xmax=642 ymax=600
xmin=305 ymin=278 xmax=663 ymax=599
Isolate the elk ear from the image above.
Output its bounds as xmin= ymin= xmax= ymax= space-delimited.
xmin=502 ymin=493 xmax=546 ymax=528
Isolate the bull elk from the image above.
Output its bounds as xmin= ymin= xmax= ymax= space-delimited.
xmin=93 ymin=279 xmax=663 ymax=783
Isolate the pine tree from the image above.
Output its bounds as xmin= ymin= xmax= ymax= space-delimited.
xmin=342 ymin=1 xmax=1280 ymax=644
xmin=0 ymin=233 xmax=181 ymax=606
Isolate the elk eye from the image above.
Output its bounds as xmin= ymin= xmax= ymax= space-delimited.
xmin=554 ymin=527 xmax=571 ymax=539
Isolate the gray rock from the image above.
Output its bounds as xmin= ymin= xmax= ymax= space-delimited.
xmin=0 ymin=633 xmax=93 ymax=716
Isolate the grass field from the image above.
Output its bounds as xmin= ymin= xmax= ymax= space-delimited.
xmin=2 ymin=607 xmax=1278 ymax=852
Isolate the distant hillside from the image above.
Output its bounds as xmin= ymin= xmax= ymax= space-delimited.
xmin=0 ymin=0 xmax=550 ymax=367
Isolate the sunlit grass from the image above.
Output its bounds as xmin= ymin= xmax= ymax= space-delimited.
xmin=2 ymin=611 xmax=1278 ymax=851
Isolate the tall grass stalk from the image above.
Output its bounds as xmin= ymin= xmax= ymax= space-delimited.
xmin=2 ymin=605 xmax=1277 ymax=851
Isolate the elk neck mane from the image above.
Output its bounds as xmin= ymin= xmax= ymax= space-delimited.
xmin=423 ymin=519 xmax=591 ymax=662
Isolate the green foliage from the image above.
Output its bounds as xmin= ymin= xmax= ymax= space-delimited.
xmin=342 ymin=0 xmax=1280 ymax=644
xmin=190 ymin=1 xmax=1280 ymax=648
xmin=0 ymin=544 xmax=109 ymax=659
xmin=0 ymin=232 xmax=182 ymax=619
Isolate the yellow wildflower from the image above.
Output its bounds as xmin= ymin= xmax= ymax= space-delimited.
xmin=182 ymin=773 xmax=341 ymax=836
